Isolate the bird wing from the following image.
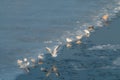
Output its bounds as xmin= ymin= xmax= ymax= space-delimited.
xmin=53 ymin=45 xmax=60 ymax=54
xmin=46 ymin=47 xmax=52 ymax=54
xmin=84 ymin=29 xmax=90 ymax=34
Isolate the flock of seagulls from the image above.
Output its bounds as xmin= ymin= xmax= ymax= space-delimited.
xmin=17 ymin=14 xmax=109 ymax=78
xmin=17 ymin=58 xmax=30 ymax=73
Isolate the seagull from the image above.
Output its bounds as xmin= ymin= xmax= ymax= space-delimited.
xmin=38 ymin=54 xmax=44 ymax=64
xmin=17 ymin=59 xmax=23 ymax=67
xmin=17 ymin=58 xmax=29 ymax=68
xmin=84 ymin=29 xmax=90 ymax=37
xmin=38 ymin=54 xmax=44 ymax=59
xmin=30 ymin=58 xmax=36 ymax=63
xmin=66 ymin=38 xmax=72 ymax=43
xmin=30 ymin=58 xmax=36 ymax=67
xmin=24 ymin=58 xmax=28 ymax=62
xmin=88 ymin=26 xmax=94 ymax=32
xmin=76 ymin=40 xmax=82 ymax=44
xmin=76 ymin=35 xmax=83 ymax=40
xmin=17 ymin=58 xmax=30 ymax=73
xmin=102 ymin=14 xmax=109 ymax=21
xmin=75 ymin=35 xmax=83 ymax=44
xmin=66 ymin=43 xmax=72 ymax=48
xmin=101 ymin=14 xmax=109 ymax=26
xmin=66 ymin=38 xmax=72 ymax=48
xmin=46 ymin=45 xmax=60 ymax=57
xmin=82 ymin=26 xmax=94 ymax=38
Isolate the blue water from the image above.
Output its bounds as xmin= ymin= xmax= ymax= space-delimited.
xmin=0 ymin=0 xmax=120 ymax=80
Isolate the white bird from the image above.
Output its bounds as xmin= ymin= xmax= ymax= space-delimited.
xmin=17 ymin=58 xmax=30 ymax=73
xmin=76 ymin=40 xmax=82 ymax=44
xmin=17 ymin=58 xmax=30 ymax=68
xmin=31 ymin=58 xmax=36 ymax=63
xmin=66 ymin=38 xmax=72 ymax=48
xmin=38 ymin=54 xmax=44 ymax=64
xmin=38 ymin=54 xmax=44 ymax=59
xmin=101 ymin=14 xmax=109 ymax=26
xmin=66 ymin=43 xmax=72 ymax=48
xmin=23 ymin=58 xmax=30 ymax=67
xmin=22 ymin=58 xmax=30 ymax=68
xmin=23 ymin=58 xmax=28 ymax=62
xmin=76 ymin=35 xmax=83 ymax=44
xmin=76 ymin=35 xmax=83 ymax=40
xmin=46 ymin=45 xmax=60 ymax=57
xmin=30 ymin=58 xmax=36 ymax=67
xmin=84 ymin=29 xmax=90 ymax=37
xmin=66 ymin=38 xmax=72 ymax=43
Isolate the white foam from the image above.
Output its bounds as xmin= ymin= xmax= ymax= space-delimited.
xmin=44 ymin=40 xmax=53 ymax=44
xmin=113 ymin=57 xmax=120 ymax=66
xmin=95 ymin=21 xmax=103 ymax=27
xmin=88 ymin=44 xmax=120 ymax=51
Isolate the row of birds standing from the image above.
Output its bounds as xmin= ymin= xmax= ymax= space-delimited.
xmin=17 ymin=14 xmax=109 ymax=77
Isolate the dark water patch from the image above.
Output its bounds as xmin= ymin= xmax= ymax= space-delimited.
xmin=15 ymin=40 xmax=120 ymax=80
